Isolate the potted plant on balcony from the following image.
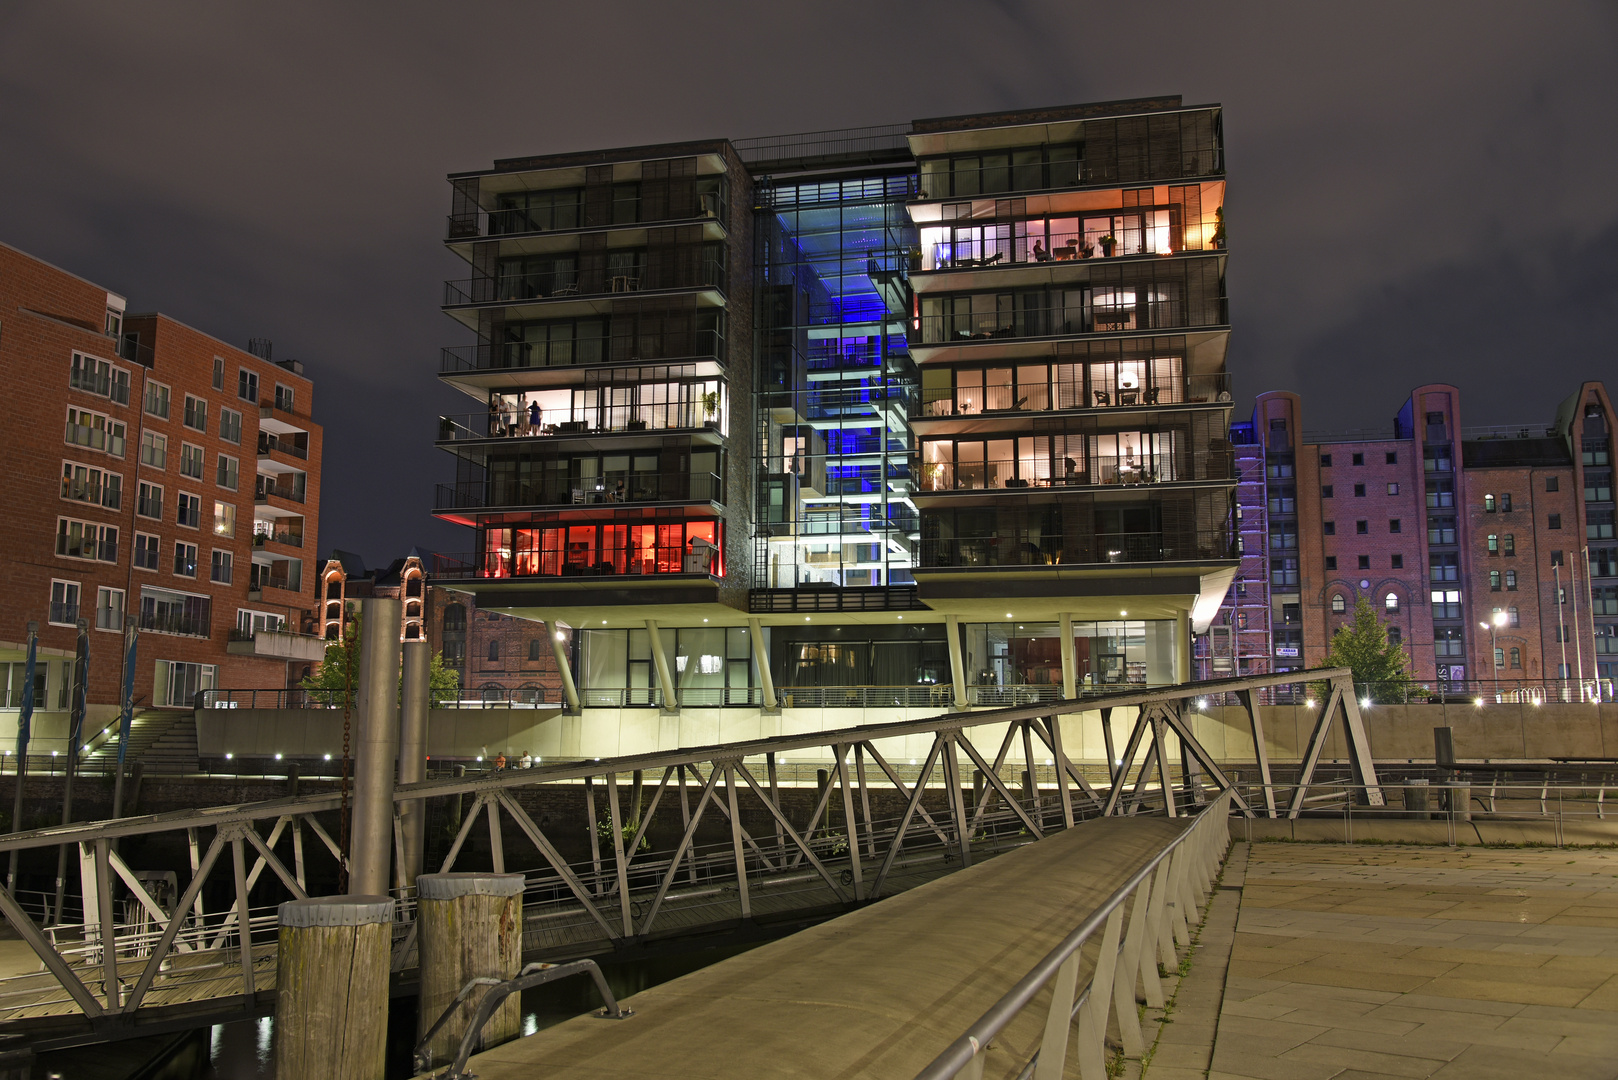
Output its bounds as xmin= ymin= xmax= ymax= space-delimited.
xmin=702 ymin=391 xmax=721 ymax=427
xmin=1099 ymin=234 xmax=1117 ymax=257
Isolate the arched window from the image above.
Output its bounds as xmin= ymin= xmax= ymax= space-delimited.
xmin=1508 ymin=605 xmax=1520 ymax=627
xmin=1484 ymin=494 xmax=1496 ymax=512
xmin=1509 ymin=647 xmax=1522 ymax=669
xmin=1387 ymin=626 xmax=1402 ymax=646
xmin=1384 ymin=592 xmax=1399 ymax=613
xmin=1330 ymin=594 xmax=1346 ymax=613
xmin=442 ymin=603 xmax=466 ymax=632
xmin=487 ymin=639 xmax=500 ymax=662
xmin=1493 ymin=647 xmax=1505 ymax=669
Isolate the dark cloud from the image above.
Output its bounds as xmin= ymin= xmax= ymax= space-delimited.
xmin=2 ymin=1 xmax=1614 ymax=564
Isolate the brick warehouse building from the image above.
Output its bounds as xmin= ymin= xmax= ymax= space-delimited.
xmin=0 ymin=241 xmax=325 ymax=750
xmin=316 ymin=550 xmax=564 ymax=704
xmin=1196 ymin=381 xmax=1616 ymax=699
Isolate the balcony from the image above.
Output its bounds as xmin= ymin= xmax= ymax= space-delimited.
xmin=255 ymin=479 xmax=305 ymax=504
xmin=440 ymin=329 xmax=724 ymax=377
xmin=432 ymin=546 xmax=718 ymax=582
xmin=919 ymin=528 xmax=1235 ymax=569
xmin=917 ymin=453 xmax=1234 ymax=494
xmin=443 ymin=257 xmax=727 ymax=308
xmin=446 ymin=189 xmax=727 ymax=241
xmin=915 ymin=298 xmax=1226 ymax=350
xmin=139 ymin=610 xmax=211 ymax=638
xmin=226 ymin=628 xmax=327 ymax=662
xmin=257 ymin=433 xmax=309 ymax=461
xmin=253 ymin=527 xmax=304 ymax=549
xmin=435 ymin=471 xmax=722 ymax=513
xmin=921 ymin=373 xmax=1230 ymax=419
xmin=923 ymin=225 xmax=1221 ymax=273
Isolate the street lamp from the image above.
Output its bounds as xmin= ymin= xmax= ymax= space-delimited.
xmin=1481 ymin=610 xmax=1509 ymax=698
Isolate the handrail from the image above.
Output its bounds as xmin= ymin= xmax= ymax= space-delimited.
xmin=418 ymin=959 xmax=632 ymax=1078
xmin=913 ymin=789 xmax=1232 ymax=1080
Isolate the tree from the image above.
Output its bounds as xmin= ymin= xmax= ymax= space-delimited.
xmin=1317 ymin=597 xmax=1415 ymax=703
xmin=302 ymin=605 xmax=461 ymax=707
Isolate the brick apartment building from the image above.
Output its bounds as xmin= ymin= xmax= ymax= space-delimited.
xmin=0 ymin=241 xmax=325 ymax=746
xmin=318 ymin=550 xmax=564 ymax=704
xmin=1197 ymin=381 xmax=1616 ymax=699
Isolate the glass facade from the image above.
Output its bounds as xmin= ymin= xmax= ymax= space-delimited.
xmin=752 ymin=171 xmax=920 ymax=591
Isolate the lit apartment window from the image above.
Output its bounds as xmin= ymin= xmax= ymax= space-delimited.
xmin=1489 ymin=570 xmax=1501 ymax=590
xmin=213 ymin=501 xmax=236 ymax=538
xmin=1384 ymin=592 xmax=1399 ymax=613
xmin=56 ymin=518 xmax=117 ymax=562
xmin=1484 ymin=494 xmax=1496 ymax=512
xmin=1487 ymin=534 xmax=1499 ymax=554
xmin=144 ymin=381 xmax=171 ymax=420
xmin=153 ymin=659 xmax=216 ymax=708
xmin=61 ymin=461 xmax=122 ymax=510
xmin=1330 ymin=594 xmax=1345 ymax=613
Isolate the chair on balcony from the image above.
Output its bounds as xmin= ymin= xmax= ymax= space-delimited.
xmin=1094 ymin=390 xmax=1111 ymax=407
xmin=1144 ymin=387 xmax=1161 ymax=405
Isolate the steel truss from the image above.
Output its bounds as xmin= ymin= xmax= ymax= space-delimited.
xmin=0 ymin=667 xmax=1373 ymax=1045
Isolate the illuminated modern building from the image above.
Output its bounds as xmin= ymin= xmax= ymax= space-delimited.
xmin=431 ymin=97 xmax=1237 ymax=720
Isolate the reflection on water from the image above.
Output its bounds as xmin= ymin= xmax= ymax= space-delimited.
xmin=39 ymin=929 xmax=796 ymax=1079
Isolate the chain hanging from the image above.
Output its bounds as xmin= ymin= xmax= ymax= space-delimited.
xmin=337 ymin=614 xmax=356 ymax=893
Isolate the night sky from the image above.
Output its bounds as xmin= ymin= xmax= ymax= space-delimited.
xmin=3 ymin=2 xmax=1614 ymax=567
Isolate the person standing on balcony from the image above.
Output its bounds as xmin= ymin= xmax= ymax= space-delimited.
xmin=528 ymin=399 xmax=542 ymax=433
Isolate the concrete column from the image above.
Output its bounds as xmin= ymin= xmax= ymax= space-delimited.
xmin=945 ymin=615 xmax=967 ymax=709
xmin=646 ymin=620 xmax=678 ymax=710
xmin=416 ymin=873 xmax=525 ymax=1069
xmin=275 ymin=895 xmax=394 ymax=1080
xmin=350 ymin=598 xmax=401 ymax=898
xmin=398 ymin=640 xmax=431 ymax=888
xmin=1059 ymin=612 xmax=1077 ymax=699
xmin=748 ymin=618 xmax=777 ymax=710
xmin=1174 ymin=609 xmax=1191 ymax=685
xmin=545 ymin=622 xmax=581 ymax=713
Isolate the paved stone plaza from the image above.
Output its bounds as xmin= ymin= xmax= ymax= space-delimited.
xmin=1183 ymin=842 xmax=1618 ymax=1080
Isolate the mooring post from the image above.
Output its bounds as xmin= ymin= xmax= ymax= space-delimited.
xmin=274 ymin=895 xmax=394 ymax=1080
xmin=416 ymin=872 xmax=525 ymax=1069
xmin=350 ymin=598 xmax=402 ymax=897
xmin=398 ymin=639 xmax=431 ymax=887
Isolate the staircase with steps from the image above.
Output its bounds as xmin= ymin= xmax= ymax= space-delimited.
xmin=82 ymin=711 xmax=199 ymax=775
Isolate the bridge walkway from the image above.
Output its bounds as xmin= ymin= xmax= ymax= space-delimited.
xmin=427 ymin=815 xmax=1188 ymax=1080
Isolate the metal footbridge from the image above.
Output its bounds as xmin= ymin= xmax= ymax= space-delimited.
xmin=0 ymin=668 xmax=1377 ymax=1051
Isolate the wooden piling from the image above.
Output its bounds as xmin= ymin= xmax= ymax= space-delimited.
xmin=417 ymin=872 xmax=525 ymax=1068
xmin=274 ymin=895 xmax=394 ymax=1080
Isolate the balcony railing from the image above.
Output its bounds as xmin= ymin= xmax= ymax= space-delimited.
xmin=438 ymin=403 xmax=723 ymax=442
xmin=920 ymin=528 xmax=1234 ymax=569
xmin=440 ymin=330 xmax=724 ymax=375
xmin=435 ymin=472 xmax=721 ymax=513
xmin=257 ymin=434 xmax=308 ymax=460
xmin=254 ymin=482 xmax=305 ymax=504
xmin=48 ymin=603 xmax=80 ymax=626
xmin=444 ymin=257 xmax=727 ymax=307
xmin=138 ymin=611 xmax=211 ymax=638
xmin=431 ymin=548 xmax=718 ymax=582
xmin=253 ymin=528 xmax=304 ymax=549
xmin=916 ymin=300 xmax=1226 ymax=347
xmin=925 ymin=227 xmax=1219 ymax=272
xmin=918 ymin=453 xmax=1234 ymax=493
xmin=447 ymin=191 xmax=725 ymax=241
xmin=922 ymin=373 xmax=1230 ymax=417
